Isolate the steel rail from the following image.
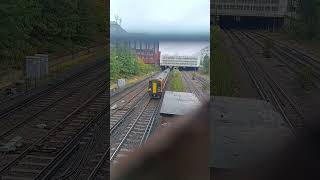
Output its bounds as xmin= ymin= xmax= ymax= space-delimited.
xmin=39 ymin=106 xmax=108 ymax=180
xmin=0 ymin=72 xmax=106 ymax=139
xmin=0 ymin=85 xmax=107 ymax=175
xmin=110 ymin=98 xmax=153 ymax=161
xmin=181 ymin=71 xmax=207 ymax=102
xmin=244 ymin=31 xmax=320 ymax=87
xmin=0 ymin=60 xmax=106 ymax=119
xmin=86 ymin=148 xmax=109 ymax=180
xmin=110 ymin=93 xmax=149 ymax=134
xmin=223 ymin=28 xmax=268 ymax=100
xmin=226 ymin=29 xmax=301 ymax=133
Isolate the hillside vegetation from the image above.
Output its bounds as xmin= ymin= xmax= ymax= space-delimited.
xmin=0 ymin=0 xmax=106 ymax=71
xmin=110 ymin=46 xmax=159 ymax=81
xmin=211 ymin=26 xmax=234 ymax=96
xmin=288 ymin=0 xmax=320 ymax=40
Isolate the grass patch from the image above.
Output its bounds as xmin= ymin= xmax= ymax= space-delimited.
xmin=110 ymin=71 xmax=156 ymax=90
xmin=0 ymin=47 xmax=106 ymax=89
xmin=211 ymin=26 xmax=234 ymax=96
xmin=169 ymin=70 xmax=185 ymax=92
xmin=0 ymin=69 xmax=23 ymax=89
xmin=110 ymin=46 xmax=159 ymax=81
xmin=49 ymin=47 xmax=106 ymax=74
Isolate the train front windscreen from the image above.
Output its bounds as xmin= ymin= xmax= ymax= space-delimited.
xmin=149 ymin=80 xmax=161 ymax=98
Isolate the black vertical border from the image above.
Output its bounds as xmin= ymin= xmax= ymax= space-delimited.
xmin=104 ymin=0 xmax=111 ymax=179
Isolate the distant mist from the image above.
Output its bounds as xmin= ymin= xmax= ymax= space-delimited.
xmin=110 ymin=33 xmax=210 ymax=42
xmin=160 ymin=41 xmax=209 ymax=56
xmin=111 ymin=0 xmax=210 ymax=35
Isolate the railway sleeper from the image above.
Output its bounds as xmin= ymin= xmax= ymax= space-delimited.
xmin=17 ymin=161 xmax=48 ymax=167
xmin=33 ymin=148 xmax=57 ymax=153
xmin=7 ymin=168 xmax=39 ymax=177
xmin=1 ymin=174 xmax=33 ymax=180
xmin=125 ymin=139 xmax=141 ymax=144
xmin=134 ymin=123 xmax=148 ymax=128
xmin=13 ymin=164 xmax=43 ymax=171
xmin=132 ymin=127 xmax=146 ymax=131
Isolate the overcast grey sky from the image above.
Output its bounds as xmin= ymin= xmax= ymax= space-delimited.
xmin=110 ymin=0 xmax=210 ymax=34
xmin=160 ymin=41 xmax=209 ymax=56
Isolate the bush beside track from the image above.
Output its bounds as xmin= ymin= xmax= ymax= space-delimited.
xmin=110 ymin=46 xmax=159 ymax=82
xmin=211 ymin=26 xmax=234 ymax=96
xmin=169 ymin=69 xmax=185 ymax=92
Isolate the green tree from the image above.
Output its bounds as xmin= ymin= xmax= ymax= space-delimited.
xmin=300 ymin=0 xmax=320 ymax=38
xmin=110 ymin=46 xmax=159 ymax=80
xmin=0 ymin=0 xmax=106 ymax=70
xmin=203 ymin=55 xmax=210 ymax=73
xmin=291 ymin=0 xmax=320 ymax=39
xmin=116 ymin=46 xmax=139 ymax=77
xmin=211 ymin=26 xmax=234 ymax=96
xmin=110 ymin=48 xmax=120 ymax=80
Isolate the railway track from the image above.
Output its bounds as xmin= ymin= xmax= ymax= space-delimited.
xmin=110 ymin=72 xmax=157 ymax=99
xmin=109 ymin=70 xmax=168 ymax=170
xmin=110 ymin=84 xmax=149 ymax=132
xmin=0 ymin=69 xmax=106 ymax=136
xmin=224 ymin=28 xmax=304 ymax=132
xmin=0 ymin=66 xmax=107 ymax=173
xmin=86 ymin=148 xmax=109 ymax=180
xmin=0 ymin=86 xmax=108 ymax=179
xmin=241 ymin=31 xmax=320 ymax=88
xmin=181 ymin=71 xmax=208 ymax=103
xmin=51 ymin=111 xmax=109 ymax=180
xmin=110 ymin=81 xmax=146 ymax=105
xmin=195 ymin=75 xmax=209 ymax=87
xmin=110 ymin=72 xmax=162 ymax=133
xmin=110 ymin=98 xmax=160 ymax=165
xmin=0 ymin=59 xmax=106 ymax=115
xmin=181 ymin=72 xmax=193 ymax=93
xmin=55 ymin=72 xmax=161 ymax=180
xmin=250 ymin=31 xmax=320 ymax=70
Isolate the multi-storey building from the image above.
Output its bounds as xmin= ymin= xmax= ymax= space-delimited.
xmin=211 ymin=0 xmax=289 ymax=28
xmin=160 ymin=55 xmax=200 ymax=70
xmin=110 ymin=22 xmax=161 ymax=65
xmin=126 ymin=38 xmax=161 ymax=64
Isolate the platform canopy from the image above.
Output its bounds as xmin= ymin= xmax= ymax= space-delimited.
xmin=160 ymin=91 xmax=201 ymax=116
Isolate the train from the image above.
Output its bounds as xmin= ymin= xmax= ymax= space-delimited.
xmin=148 ymin=68 xmax=170 ymax=98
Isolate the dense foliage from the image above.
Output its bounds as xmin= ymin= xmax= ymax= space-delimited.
xmin=202 ymin=55 xmax=210 ymax=74
xmin=289 ymin=0 xmax=320 ymax=39
xmin=211 ymin=26 xmax=234 ymax=96
xmin=0 ymin=0 xmax=106 ymax=70
xmin=110 ymin=46 xmax=159 ymax=80
xmin=169 ymin=69 xmax=185 ymax=92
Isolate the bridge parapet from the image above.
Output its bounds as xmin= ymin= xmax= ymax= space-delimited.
xmin=211 ymin=0 xmax=288 ymax=18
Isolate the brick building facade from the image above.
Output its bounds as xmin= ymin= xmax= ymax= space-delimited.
xmin=110 ymin=22 xmax=161 ymax=65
